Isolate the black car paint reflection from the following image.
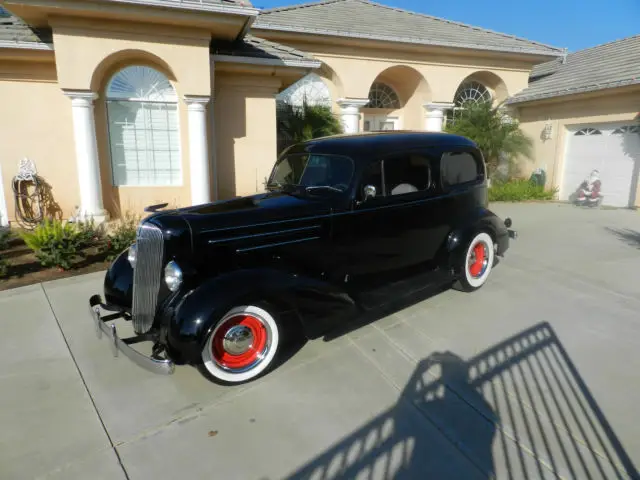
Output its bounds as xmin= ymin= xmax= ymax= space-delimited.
xmin=97 ymin=131 xmax=514 ymax=379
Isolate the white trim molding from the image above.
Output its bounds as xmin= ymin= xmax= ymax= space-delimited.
xmin=63 ymin=90 xmax=109 ymax=223
xmin=337 ymin=98 xmax=369 ymax=134
xmin=211 ymin=54 xmax=321 ymax=69
xmin=75 ymin=0 xmax=258 ymax=16
xmin=184 ymin=95 xmax=212 ymax=206
xmin=423 ymin=102 xmax=455 ymax=132
xmin=0 ymin=164 xmax=9 ymax=227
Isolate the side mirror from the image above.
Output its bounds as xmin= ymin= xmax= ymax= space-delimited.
xmin=363 ymin=184 xmax=377 ymax=201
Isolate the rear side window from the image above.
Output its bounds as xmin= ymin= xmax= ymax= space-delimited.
xmin=440 ymin=151 xmax=483 ymax=187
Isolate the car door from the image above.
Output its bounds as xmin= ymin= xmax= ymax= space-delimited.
xmin=330 ymin=148 xmax=447 ymax=285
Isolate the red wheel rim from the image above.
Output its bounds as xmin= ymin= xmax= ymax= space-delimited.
xmin=211 ymin=314 xmax=269 ymax=371
xmin=469 ymin=242 xmax=487 ymax=277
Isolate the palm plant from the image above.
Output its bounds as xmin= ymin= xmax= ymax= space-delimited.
xmin=277 ymin=98 xmax=343 ymax=153
xmin=445 ymin=100 xmax=533 ymax=178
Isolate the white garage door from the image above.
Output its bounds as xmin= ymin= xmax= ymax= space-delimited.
xmin=562 ymin=124 xmax=640 ymax=207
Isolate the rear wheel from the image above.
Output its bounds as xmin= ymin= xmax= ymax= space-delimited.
xmin=454 ymin=232 xmax=495 ymax=292
xmin=200 ymin=304 xmax=281 ymax=385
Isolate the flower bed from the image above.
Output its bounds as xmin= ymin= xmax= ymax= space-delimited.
xmin=0 ymin=214 xmax=138 ymax=291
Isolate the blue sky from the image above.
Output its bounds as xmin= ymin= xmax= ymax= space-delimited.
xmin=252 ymin=0 xmax=640 ymax=52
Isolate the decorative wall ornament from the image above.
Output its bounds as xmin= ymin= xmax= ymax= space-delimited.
xmin=15 ymin=157 xmax=37 ymax=182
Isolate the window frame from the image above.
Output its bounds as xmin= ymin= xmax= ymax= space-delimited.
xmin=267 ymin=152 xmax=356 ymax=192
xmin=438 ymin=147 xmax=486 ymax=191
xmin=355 ymin=148 xmax=441 ymax=206
xmin=105 ymin=66 xmax=183 ymax=188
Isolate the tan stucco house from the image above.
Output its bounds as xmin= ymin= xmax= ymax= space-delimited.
xmin=0 ymin=0 xmax=638 ymax=227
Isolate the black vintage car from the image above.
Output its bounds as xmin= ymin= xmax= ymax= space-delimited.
xmin=90 ymin=131 xmax=517 ymax=385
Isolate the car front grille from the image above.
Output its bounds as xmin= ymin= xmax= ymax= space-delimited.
xmin=132 ymin=222 xmax=165 ymax=334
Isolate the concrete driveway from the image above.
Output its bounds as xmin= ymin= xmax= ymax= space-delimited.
xmin=1 ymin=203 xmax=639 ymax=480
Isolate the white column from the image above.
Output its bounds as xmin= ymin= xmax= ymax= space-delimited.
xmin=0 ymin=164 xmax=9 ymax=226
xmin=423 ymin=102 xmax=455 ymax=132
xmin=64 ymin=91 xmax=108 ymax=223
xmin=337 ymin=98 xmax=369 ymax=134
xmin=184 ymin=95 xmax=212 ymax=206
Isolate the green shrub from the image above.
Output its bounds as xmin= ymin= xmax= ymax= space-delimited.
xmin=0 ymin=256 xmax=8 ymax=278
xmin=20 ymin=219 xmax=85 ymax=270
xmin=75 ymin=217 xmax=106 ymax=249
xmin=103 ymin=213 xmax=139 ymax=260
xmin=0 ymin=227 xmax=10 ymax=251
xmin=489 ymin=178 xmax=558 ymax=202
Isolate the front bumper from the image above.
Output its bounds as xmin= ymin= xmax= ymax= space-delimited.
xmin=89 ymin=295 xmax=175 ymax=375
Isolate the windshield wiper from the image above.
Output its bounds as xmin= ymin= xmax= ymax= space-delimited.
xmin=305 ymin=185 xmax=344 ymax=193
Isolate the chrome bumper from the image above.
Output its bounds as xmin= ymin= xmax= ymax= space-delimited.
xmin=89 ymin=295 xmax=175 ymax=375
xmin=508 ymin=229 xmax=518 ymax=239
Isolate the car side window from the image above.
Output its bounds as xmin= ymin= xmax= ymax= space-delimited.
xmin=440 ymin=151 xmax=483 ymax=187
xmin=383 ymin=153 xmax=433 ymax=196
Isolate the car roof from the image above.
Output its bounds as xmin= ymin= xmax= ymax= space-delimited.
xmin=284 ymin=131 xmax=478 ymax=158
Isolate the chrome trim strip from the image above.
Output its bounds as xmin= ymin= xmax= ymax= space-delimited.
xmin=235 ymin=236 xmax=320 ymax=253
xmin=90 ymin=303 xmax=174 ymax=375
xmin=208 ymin=224 xmax=321 ymax=244
xmin=132 ymin=223 xmax=164 ymax=334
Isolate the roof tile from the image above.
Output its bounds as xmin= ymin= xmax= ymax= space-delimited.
xmin=211 ymin=34 xmax=317 ymax=62
xmin=509 ymin=34 xmax=640 ymax=104
xmin=0 ymin=15 xmax=52 ymax=46
xmin=254 ymin=0 xmax=563 ymax=56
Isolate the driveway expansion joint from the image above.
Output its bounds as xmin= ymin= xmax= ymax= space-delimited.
xmin=40 ymin=283 xmax=131 ymax=480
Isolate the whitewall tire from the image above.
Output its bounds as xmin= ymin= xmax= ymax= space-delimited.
xmin=201 ymin=304 xmax=281 ymax=384
xmin=455 ymin=232 xmax=495 ymax=292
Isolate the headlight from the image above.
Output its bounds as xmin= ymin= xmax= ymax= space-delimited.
xmin=164 ymin=260 xmax=183 ymax=292
xmin=127 ymin=244 xmax=137 ymax=268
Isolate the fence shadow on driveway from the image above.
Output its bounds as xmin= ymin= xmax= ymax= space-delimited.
xmin=282 ymin=322 xmax=639 ymax=480
xmin=605 ymin=227 xmax=640 ymax=249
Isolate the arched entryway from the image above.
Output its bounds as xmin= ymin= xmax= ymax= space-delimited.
xmin=362 ymin=65 xmax=430 ymax=131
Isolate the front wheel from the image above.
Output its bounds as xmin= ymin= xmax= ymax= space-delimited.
xmin=200 ymin=304 xmax=282 ymax=385
xmin=453 ymin=232 xmax=495 ymax=292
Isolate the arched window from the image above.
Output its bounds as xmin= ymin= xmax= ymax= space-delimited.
xmin=454 ymin=80 xmax=492 ymax=107
xmin=446 ymin=80 xmax=492 ymax=126
xmin=106 ymin=66 xmax=181 ymax=186
xmin=276 ymin=73 xmax=332 ymax=108
xmin=367 ymin=82 xmax=401 ymax=109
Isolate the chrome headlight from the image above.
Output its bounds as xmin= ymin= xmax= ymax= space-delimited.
xmin=127 ymin=244 xmax=137 ymax=268
xmin=164 ymin=260 xmax=183 ymax=292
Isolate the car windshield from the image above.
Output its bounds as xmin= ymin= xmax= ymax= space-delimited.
xmin=268 ymin=153 xmax=354 ymax=192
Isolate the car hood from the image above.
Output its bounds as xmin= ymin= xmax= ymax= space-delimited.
xmin=145 ymin=191 xmax=333 ymax=250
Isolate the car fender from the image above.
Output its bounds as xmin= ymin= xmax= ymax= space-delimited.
xmin=167 ymin=268 xmax=356 ymax=363
xmin=445 ymin=207 xmax=506 ymax=274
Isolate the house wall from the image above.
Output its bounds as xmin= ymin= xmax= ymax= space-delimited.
xmin=253 ymin=32 xmax=542 ymax=130
xmin=50 ymin=17 xmax=213 ymax=217
xmin=214 ymin=73 xmax=281 ymax=199
xmin=516 ymin=87 xmax=640 ymax=206
xmin=0 ymin=61 xmax=79 ymax=222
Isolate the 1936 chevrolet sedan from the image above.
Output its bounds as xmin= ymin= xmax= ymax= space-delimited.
xmin=89 ymin=131 xmax=517 ymax=385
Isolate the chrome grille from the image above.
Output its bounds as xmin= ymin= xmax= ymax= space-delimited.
xmin=132 ymin=223 xmax=165 ymax=334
